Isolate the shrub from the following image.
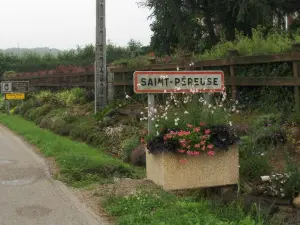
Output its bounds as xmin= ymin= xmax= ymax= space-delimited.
xmin=121 ymin=137 xmax=140 ymax=162
xmin=239 ymin=136 xmax=271 ymax=180
xmin=54 ymin=88 xmax=86 ymax=106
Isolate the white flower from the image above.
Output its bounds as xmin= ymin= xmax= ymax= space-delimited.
xmin=125 ymin=94 xmax=130 ymax=99
xmin=155 ymin=124 xmax=159 ymax=128
xmin=229 ymin=121 xmax=233 ymax=126
xmin=165 ymin=117 xmax=168 ymax=120
xmin=151 ymin=118 xmax=155 ymax=121
xmin=175 ymin=123 xmax=178 ymax=126
xmin=140 ymin=112 xmax=144 ymax=115
xmin=184 ymin=111 xmax=189 ymax=114
xmin=176 ymin=66 xmax=179 ymax=71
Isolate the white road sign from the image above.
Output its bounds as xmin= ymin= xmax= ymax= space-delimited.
xmin=1 ymin=81 xmax=29 ymax=94
xmin=133 ymin=71 xmax=225 ymax=93
xmin=1 ymin=82 xmax=12 ymax=93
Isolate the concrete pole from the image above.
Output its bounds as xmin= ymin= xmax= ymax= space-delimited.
xmin=95 ymin=0 xmax=107 ymax=114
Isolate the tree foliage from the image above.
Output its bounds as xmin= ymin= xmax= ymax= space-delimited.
xmin=139 ymin=0 xmax=300 ymax=55
xmin=0 ymin=40 xmax=149 ymax=75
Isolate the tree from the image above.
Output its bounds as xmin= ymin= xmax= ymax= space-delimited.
xmin=139 ymin=0 xmax=300 ymax=55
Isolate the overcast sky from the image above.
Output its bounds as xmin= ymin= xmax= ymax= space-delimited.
xmin=0 ymin=0 xmax=152 ymax=50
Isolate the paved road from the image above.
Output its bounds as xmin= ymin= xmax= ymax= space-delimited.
xmin=0 ymin=125 xmax=109 ymax=225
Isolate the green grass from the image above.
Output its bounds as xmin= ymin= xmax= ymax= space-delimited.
xmin=103 ymin=189 xmax=266 ymax=225
xmin=0 ymin=114 xmax=144 ymax=187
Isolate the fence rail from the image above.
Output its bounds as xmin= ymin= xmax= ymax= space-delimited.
xmin=2 ymin=45 xmax=300 ymax=110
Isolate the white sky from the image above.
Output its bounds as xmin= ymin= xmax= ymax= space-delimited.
xmin=0 ymin=0 xmax=152 ymax=50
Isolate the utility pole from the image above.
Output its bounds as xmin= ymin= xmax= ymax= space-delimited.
xmin=95 ymin=0 xmax=107 ymax=114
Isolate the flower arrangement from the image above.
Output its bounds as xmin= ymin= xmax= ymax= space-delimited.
xmin=138 ymin=90 xmax=240 ymax=161
xmin=163 ymin=123 xmax=216 ymax=156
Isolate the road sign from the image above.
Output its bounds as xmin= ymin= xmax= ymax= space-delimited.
xmin=5 ymin=93 xmax=25 ymax=100
xmin=1 ymin=81 xmax=29 ymax=94
xmin=1 ymin=82 xmax=12 ymax=93
xmin=133 ymin=71 xmax=224 ymax=93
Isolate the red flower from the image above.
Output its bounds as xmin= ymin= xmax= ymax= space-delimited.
xmin=208 ymin=151 xmax=215 ymax=156
xmin=205 ymin=129 xmax=211 ymax=135
xmin=207 ymin=144 xmax=214 ymax=149
xmin=140 ymin=138 xmax=145 ymax=143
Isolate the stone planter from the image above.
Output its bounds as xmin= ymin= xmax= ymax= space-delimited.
xmin=146 ymin=146 xmax=239 ymax=191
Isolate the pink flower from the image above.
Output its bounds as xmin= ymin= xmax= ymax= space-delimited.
xmin=140 ymin=138 xmax=145 ymax=143
xmin=194 ymin=144 xmax=201 ymax=148
xmin=187 ymin=124 xmax=193 ymax=128
xmin=200 ymin=141 xmax=205 ymax=145
xmin=194 ymin=127 xmax=200 ymax=132
xmin=187 ymin=151 xmax=194 ymax=156
xmin=178 ymin=149 xmax=186 ymax=153
xmin=202 ymin=146 xmax=206 ymax=151
xmin=200 ymin=122 xmax=206 ymax=126
xmin=193 ymin=151 xmax=200 ymax=155
xmin=207 ymin=144 xmax=214 ymax=149
xmin=205 ymin=129 xmax=211 ymax=135
xmin=207 ymin=151 xmax=215 ymax=156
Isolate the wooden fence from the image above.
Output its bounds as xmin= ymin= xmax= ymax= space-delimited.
xmin=3 ymin=44 xmax=300 ymax=111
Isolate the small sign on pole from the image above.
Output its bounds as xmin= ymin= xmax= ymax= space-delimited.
xmin=5 ymin=93 xmax=25 ymax=100
xmin=1 ymin=81 xmax=29 ymax=115
xmin=133 ymin=71 xmax=225 ymax=133
xmin=1 ymin=81 xmax=29 ymax=94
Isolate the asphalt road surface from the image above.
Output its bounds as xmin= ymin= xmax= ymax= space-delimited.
xmin=0 ymin=125 xmax=109 ymax=225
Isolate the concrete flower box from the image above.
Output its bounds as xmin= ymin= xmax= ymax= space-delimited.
xmin=146 ymin=146 xmax=239 ymax=191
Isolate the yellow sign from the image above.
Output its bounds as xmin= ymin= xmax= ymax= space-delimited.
xmin=5 ymin=93 xmax=25 ymax=100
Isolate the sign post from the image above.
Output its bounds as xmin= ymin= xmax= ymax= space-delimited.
xmin=133 ymin=71 xmax=225 ymax=133
xmin=1 ymin=81 xmax=29 ymax=114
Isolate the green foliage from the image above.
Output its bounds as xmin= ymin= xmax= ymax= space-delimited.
xmin=54 ymin=88 xmax=86 ymax=106
xmin=0 ymin=114 xmax=142 ymax=187
xmin=0 ymin=40 xmax=149 ymax=75
xmin=284 ymin=158 xmax=300 ymax=197
xmin=121 ymin=137 xmax=140 ymax=162
xmin=239 ymin=136 xmax=271 ymax=180
xmin=148 ymin=94 xmax=235 ymax=136
xmin=143 ymin=0 xmax=300 ymax=55
xmin=238 ymin=113 xmax=285 ymax=180
xmin=104 ymin=189 xmax=264 ymax=225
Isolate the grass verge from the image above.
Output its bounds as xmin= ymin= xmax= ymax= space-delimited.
xmin=103 ymin=188 xmax=266 ymax=225
xmin=0 ymin=114 xmax=144 ymax=187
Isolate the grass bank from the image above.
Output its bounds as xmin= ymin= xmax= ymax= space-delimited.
xmin=0 ymin=114 xmax=268 ymax=225
xmin=0 ymin=114 xmax=143 ymax=187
